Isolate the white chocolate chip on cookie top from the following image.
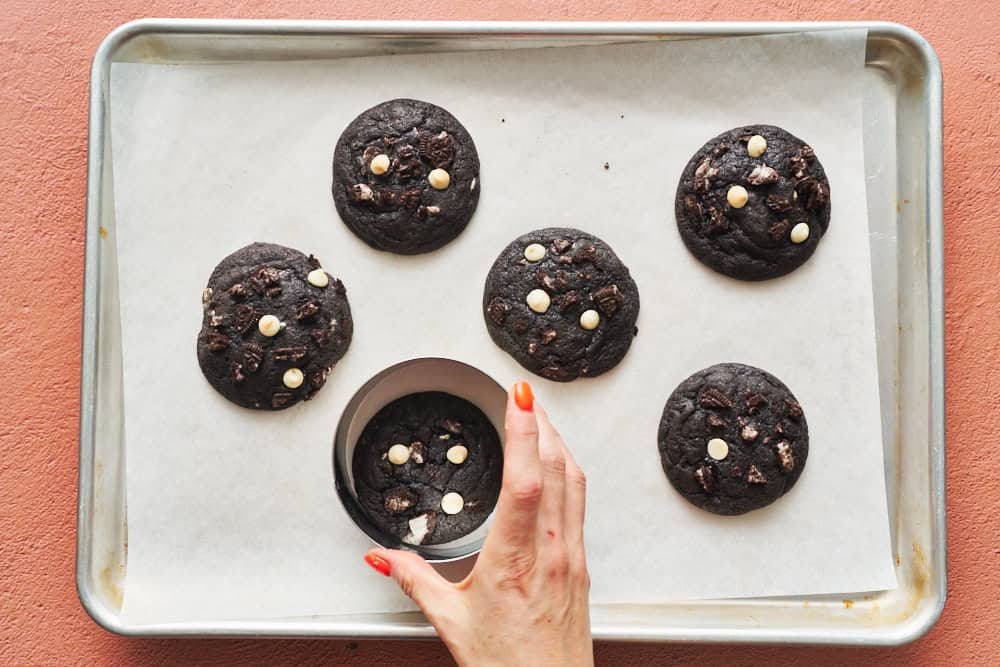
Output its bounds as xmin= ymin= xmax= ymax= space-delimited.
xmin=387 ymin=443 xmax=410 ymax=465
xmin=526 ymin=289 xmax=551 ymax=314
xmin=579 ymin=309 xmax=600 ymax=330
xmin=707 ymin=438 xmax=729 ymax=461
xmin=446 ymin=445 xmax=469 ymax=464
xmin=258 ymin=314 xmax=282 ymax=337
xmin=428 ymin=168 xmax=451 ymax=190
xmin=307 ymin=269 xmax=329 ymax=288
xmin=747 ymin=134 xmax=767 ymax=157
xmin=441 ymin=492 xmax=464 ymax=515
xmin=369 ymin=153 xmax=391 ymax=175
xmin=282 ymin=367 xmax=304 ymax=389
xmin=727 ymin=185 xmax=749 ymax=209
xmin=790 ymin=222 xmax=810 ymax=244
xmin=524 ymin=243 xmax=546 ymax=262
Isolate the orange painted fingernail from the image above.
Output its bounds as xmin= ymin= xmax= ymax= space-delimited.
xmin=364 ymin=553 xmax=391 ymax=576
xmin=514 ymin=381 xmax=534 ymax=411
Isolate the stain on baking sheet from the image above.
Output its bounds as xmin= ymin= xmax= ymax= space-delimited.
xmin=867 ymin=541 xmax=932 ymax=625
xmin=100 ymin=563 xmax=124 ymax=609
xmin=911 ymin=542 xmax=929 ymax=599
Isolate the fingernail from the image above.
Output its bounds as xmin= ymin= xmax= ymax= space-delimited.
xmin=514 ymin=381 xmax=534 ymax=411
xmin=364 ymin=552 xmax=391 ymax=576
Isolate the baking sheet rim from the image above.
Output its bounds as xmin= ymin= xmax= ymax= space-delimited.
xmin=77 ymin=19 xmax=945 ymax=645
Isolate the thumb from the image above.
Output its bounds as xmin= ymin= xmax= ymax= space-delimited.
xmin=365 ymin=548 xmax=455 ymax=613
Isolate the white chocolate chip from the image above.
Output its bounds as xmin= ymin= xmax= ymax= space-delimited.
xmin=707 ymin=438 xmax=729 ymax=461
xmin=727 ymin=185 xmax=749 ymax=209
xmin=307 ymin=269 xmax=329 ymax=288
xmin=446 ymin=445 xmax=469 ymax=465
xmin=282 ymin=367 xmax=304 ymax=389
xmin=258 ymin=314 xmax=282 ymax=337
xmin=428 ymin=168 xmax=451 ymax=190
xmin=387 ymin=443 xmax=410 ymax=465
xmin=424 ymin=205 xmax=441 ymax=215
xmin=470 ymin=177 xmax=477 ymax=191
xmin=402 ymin=513 xmax=433 ymax=545
xmin=790 ymin=222 xmax=810 ymax=244
xmin=526 ymin=288 xmax=551 ymax=314
xmin=369 ymin=153 xmax=390 ymax=175
xmin=579 ymin=309 xmax=600 ymax=330
xmin=201 ymin=287 xmax=213 ymax=305
xmin=747 ymin=134 xmax=767 ymax=157
xmin=440 ymin=492 xmax=464 ymax=515
xmin=524 ymin=243 xmax=546 ymax=262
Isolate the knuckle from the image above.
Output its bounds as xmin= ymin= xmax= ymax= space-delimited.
xmin=566 ymin=465 xmax=587 ymax=492
xmin=545 ymin=545 xmax=571 ymax=578
xmin=540 ymin=452 xmax=567 ymax=476
xmin=505 ymin=475 xmax=543 ymax=508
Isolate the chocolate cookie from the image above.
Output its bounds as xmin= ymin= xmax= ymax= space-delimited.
xmin=197 ymin=242 xmax=353 ymax=410
xmin=658 ymin=363 xmax=808 ymax=515
xmin=352 ymin=392 xmax=503 ymax=546
xmin=675 ymin=125 xmax=831 ymax=280
xmin=332 ymin=99 xmax=481 ymax=255
xmin=482 ymin=228 xmax=640 ymax=382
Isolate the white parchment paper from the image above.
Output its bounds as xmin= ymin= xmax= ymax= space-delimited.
xmin=111 ymin=30 xmax=896 ymax=625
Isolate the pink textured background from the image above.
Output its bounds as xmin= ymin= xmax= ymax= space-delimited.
xmin=2 ymin=1 xmax=998 ymax=664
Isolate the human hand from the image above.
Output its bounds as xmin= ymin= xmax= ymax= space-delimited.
xmin=364 ymin=381 xmax=593 ymax=667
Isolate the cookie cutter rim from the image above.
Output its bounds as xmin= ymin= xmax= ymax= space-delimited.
xmin=331 ymin=357 xmax=507 ymax=565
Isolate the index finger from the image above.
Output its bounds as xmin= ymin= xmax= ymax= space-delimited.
xmin=482 ymin=382 xmax=542 ymax=558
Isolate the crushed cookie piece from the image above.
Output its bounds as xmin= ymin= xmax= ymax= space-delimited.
xmin=295 ymin=302 xmax=321 ymax=322
xmin=206 ymin=332 xmax=230 ymax=351
xmin=700 ymin=387 xmax=733 ymax=408
xmin=746 ymin=464 xmax=767 ymax=484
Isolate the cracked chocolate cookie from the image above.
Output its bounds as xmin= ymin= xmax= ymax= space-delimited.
xmin=675 ymin=125 xmax=831 ymax=280
xmin=483 ymin=228 xmax=640 ymax=382
xmin=197 ymin=242 xmax=353 ymax=410
xmin=332 ymin=98 xmax=481 ymax=255
xmin=352 ymin=392 xmax=503 ymax=546
xmin=658 ymin=363 xmax=808 ymax=515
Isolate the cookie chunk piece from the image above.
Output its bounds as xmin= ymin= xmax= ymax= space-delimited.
xmin=352 ymin=392 xmax=503 ymax=546
xmin=658 ymin=363 xmax=808 ymax=515
xmin=675 ymin=125 xmax=831 ymax=280
xmin=482 ymin=227 xmax=640 ymax=382
xmin=197 ymin=242 xmax=353 ymax=410
xmin=332 ymin=98 xmax=481 ymax=255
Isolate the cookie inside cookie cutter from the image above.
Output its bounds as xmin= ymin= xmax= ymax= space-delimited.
xmin=333 ymin=357 xmax=506 ymax=572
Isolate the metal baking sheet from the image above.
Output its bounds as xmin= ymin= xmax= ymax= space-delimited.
xmin=77 ymin=20 xmax=944 ymax=645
